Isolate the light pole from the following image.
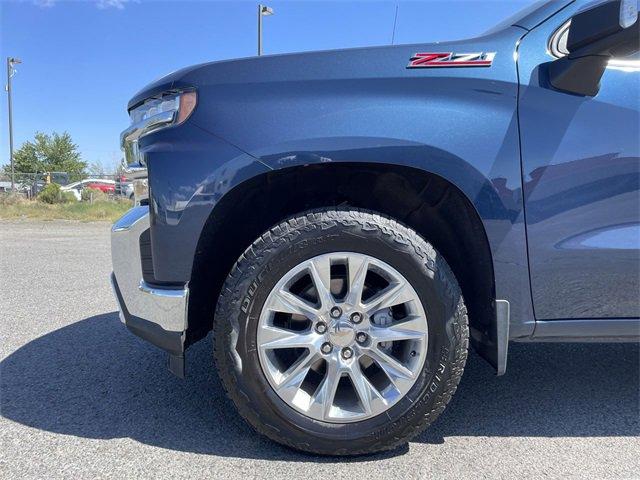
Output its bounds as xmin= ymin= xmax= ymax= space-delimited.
xmin=6 ymin=57 xmax=21 ymax=192
xmin=258 ymin=4 xmax=274 ymax=56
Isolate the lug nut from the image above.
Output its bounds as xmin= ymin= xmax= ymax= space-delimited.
xmin=356 ymin=332 xmax=368 ymax=344
xmin=341 ymin=347 xmax=353 ymax=360
xmin=330 ymin=306 xmax=342 ymax=318
xmin=315 ymin=322 xmax=327 ymax=334
xmin=350 ymin=312 xmax=363 ymax=324
xmin=321 ymin=342 xmax=333 ymax=354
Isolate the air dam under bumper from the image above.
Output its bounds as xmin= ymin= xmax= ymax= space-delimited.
xmin=110 ymin=206 xmax=188 ymax=377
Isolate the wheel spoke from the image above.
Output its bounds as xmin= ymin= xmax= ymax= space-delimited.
xmin=370 ymin=315 xmax=426 ymax=343
xmin=309 ymin=359 xmax=341 ymax=420
xmin=368 ymin=348 xmax=415 ymax=388
xmin=267 ymin=288 xmax=320 ymax=319
xmin=308 ymin=257 xmax=334 ymax=310
xmin=347 ymin=361 xmax=385 ymax=415
xmin=275 ymin=351 xmax=319 ymax=401
xmin=345 ymin=256 xmax=369 ymax=306
xmin=259 ymin=325 xmax=316 ymax=350
xmin=363 ymin=280 xmax=415 ymax=315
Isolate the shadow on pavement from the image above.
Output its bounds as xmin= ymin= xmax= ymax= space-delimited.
xmin=1 ymin=313 xmax=638 ymax=460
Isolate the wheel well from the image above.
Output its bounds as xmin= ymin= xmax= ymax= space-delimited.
xmin=187 ymin=163 xmax=495 ymax=353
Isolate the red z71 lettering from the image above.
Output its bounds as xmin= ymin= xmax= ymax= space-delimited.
xmin=407 ymin=52 xmax=496 ymax=68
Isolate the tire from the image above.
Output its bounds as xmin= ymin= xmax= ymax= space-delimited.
xmin=214 ymin=208 xmax=468 ymax=455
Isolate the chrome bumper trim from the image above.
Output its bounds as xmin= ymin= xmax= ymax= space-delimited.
xmin=111 ymin=206 xmax=188 ymax=333
xmin=120 ymin=110 xmax=164 ymax=205
xmin=120 ymin=110 xmax=175 ymax=166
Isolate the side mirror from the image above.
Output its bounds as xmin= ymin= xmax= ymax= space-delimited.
xmin=548 ymin=0 xmax=639 ymax=96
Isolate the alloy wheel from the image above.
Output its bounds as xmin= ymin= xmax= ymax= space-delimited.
xmin=257 ymin=252 xmax=428 ymax=423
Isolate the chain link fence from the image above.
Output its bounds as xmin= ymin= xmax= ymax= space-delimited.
xmin=0 ymin=172 xmax=131 ymax=201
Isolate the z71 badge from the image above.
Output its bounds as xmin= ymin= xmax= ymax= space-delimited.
xmin=407 ymin=52 xmax=496 ymax=68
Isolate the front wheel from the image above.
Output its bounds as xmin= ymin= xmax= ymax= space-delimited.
xmin=214 ymin=209 xmax=468 ymax=455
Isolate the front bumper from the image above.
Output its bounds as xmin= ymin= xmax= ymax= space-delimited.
xmin=110 ymin=206 xmax=188 ymax=376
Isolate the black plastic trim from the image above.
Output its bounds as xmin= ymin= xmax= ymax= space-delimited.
xmin=139 ymin=229 xmax=155 ymax=285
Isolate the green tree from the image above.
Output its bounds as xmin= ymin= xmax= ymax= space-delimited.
xmin=9 ymin=132 xmax=87 ymax=180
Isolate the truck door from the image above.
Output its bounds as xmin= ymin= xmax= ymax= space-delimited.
xmin=517 ymin=4 xmax=639 ymax=320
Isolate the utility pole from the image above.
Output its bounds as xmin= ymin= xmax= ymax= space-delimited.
xmin=6 ymin=57 xmax=21 ymax=191
xmin=258 ymin=4 xmax=274 ymax=56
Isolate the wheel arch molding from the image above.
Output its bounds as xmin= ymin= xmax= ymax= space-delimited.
xmin=187 ymin=147 xmax=527 ymax=373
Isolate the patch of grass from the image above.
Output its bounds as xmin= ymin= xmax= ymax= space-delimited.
xmin=0 ymin=197 xmax=133 ymax=222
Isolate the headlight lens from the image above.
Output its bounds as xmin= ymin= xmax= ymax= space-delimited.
xmin=121 ymin=90 xmax=197 ymax=171
xmin=129 ymin=91 xmax=197 ymax=126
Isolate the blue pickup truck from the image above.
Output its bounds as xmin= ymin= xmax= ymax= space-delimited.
xmin=111 ymin=0 xmax=639 ymax=455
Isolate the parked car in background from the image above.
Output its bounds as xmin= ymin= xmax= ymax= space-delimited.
xmin=47 ymin=172 xmax=70 ymax=187
xmin=111 ymin=0 xmax=639 ymax=456
xmin=115 ymin=175 xmax=134 ymax=200
xmin=62 ymin=179 xmax=116 ymax=200
xmin=85 ymin=180 xmax=115 ymax=194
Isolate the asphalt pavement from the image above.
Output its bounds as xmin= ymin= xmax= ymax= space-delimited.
xmin=1 ymin=220 xmax=639 ymax=479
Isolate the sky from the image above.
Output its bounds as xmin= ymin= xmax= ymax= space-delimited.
xmin=0 ymin=0 xmax=537 ymax=172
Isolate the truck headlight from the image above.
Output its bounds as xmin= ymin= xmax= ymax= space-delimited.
xmin=121 ymin=90 xmax=197 ymax=167
xmin=129 ymin=90 xmax=197 ymax=127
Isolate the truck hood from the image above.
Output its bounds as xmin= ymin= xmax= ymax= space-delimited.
xmin=127 ymin=27 xmax=525 ymax=110
xmin=127 ymin=1 xmax=574 ymax=110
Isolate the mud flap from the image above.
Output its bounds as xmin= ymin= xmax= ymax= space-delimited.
xmin=494 ymin=300 xmax=510 ymax=376
xmin=472 ymin=299 xmax=510 ymax=376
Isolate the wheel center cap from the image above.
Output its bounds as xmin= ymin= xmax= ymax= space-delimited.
xmin=328 ymin=319 xmax=355 ymax=347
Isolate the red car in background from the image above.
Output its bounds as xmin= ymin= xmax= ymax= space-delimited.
xmin=85 ymin=181 xmax=115 ymax=194
xmin=61 ymin=179 xmax=116 ymax=200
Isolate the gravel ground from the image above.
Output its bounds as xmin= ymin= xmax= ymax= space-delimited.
xmin=1 ymin=220 xmax=639 ymax=480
